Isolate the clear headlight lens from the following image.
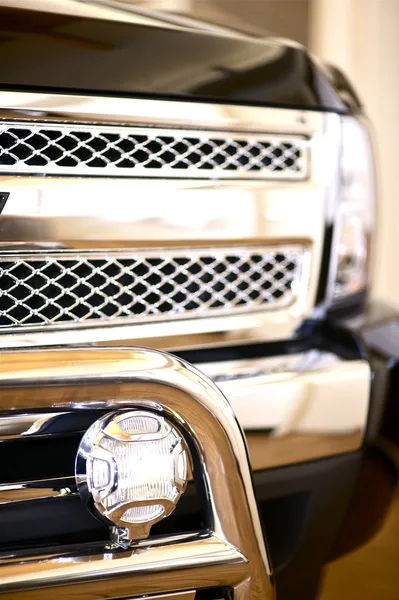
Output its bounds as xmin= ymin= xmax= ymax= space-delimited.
xmin=333 ymin=116 xmax=375 ymax=300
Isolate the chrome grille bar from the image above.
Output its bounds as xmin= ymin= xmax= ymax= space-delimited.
xmin=0 ymin=477 xmax=76 ymax=505
xmin=0 ymin=120 xmax=308 ymax=179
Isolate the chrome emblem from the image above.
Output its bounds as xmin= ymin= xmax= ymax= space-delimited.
xmin=75 ymin=410 xmax=188 ymax=546
xmin=0 ymin=192 xmax=9 ymax=214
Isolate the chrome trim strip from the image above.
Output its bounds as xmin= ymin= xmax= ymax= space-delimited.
xmin=0 ymin=477 xmax=76 ymax=504
xmin=0 ymin=531 xmax=204 ymax=562
xmin=0 ymin=178 xmax=324 ymax=245
xmin=0 ymin=411 xmax=69 ymax=438
xmin=0 ymin=313 xmax=304 ymax=350
xmin=0 ymin=535 xmax=247 ymax=596
xmin=0 ymin=91 xmax=324 ymax=133
xmin=0 ymin=347 xmax=272 ymax=599
xmin=123 ymin=593 xmax=196 ymax=600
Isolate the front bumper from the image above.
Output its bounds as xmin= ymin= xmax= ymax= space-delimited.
xmin=197 ymin=345 xmax=369 ymax=470
xmin=0 ymin=302 xmax=398 ymax=600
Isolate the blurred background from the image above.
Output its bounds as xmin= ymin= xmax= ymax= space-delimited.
xmin=124 ymin=0 xmax=399 ymax=309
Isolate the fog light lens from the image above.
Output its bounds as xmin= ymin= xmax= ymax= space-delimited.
xmin=76 ymin=410 xmax=188 ymax=545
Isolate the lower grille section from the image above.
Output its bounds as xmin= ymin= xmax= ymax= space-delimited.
xmin=0 ymin=246 xmax=307 ymax=330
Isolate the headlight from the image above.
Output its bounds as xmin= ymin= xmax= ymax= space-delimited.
xmin=333 ymin=116 xmax=376 ymax=301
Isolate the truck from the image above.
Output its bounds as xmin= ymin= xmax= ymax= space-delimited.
xmin=0 ymin=2 xmax=397 ymax=599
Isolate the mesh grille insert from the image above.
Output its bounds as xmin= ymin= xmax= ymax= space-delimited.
xmin=0 ymin=121 xmax=308 ymax=179
xmin=0 ymin=246 xmax=307 ymax=330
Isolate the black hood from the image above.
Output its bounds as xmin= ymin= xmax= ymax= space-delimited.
xmin=0 ymin=3 xmax=359 ymax=113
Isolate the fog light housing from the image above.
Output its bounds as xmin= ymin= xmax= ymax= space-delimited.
xmin=76 ymin=410 xmax=188 ymax=546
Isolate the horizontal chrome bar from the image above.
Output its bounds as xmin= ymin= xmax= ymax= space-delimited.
xmin=0 ymin=477 xmax=76 ymax=504
xmin=0 ymin=178 xmax=322 ymax=244
xmin=0 ymin=412 xmax=69 ymax=438
xmin=0 ymin=309 xmax=309 ymax=350
xmin=0 ymin=91 xmax=324 ymax=134
xmin=0 ymin=534 xmax=247 ymax=596
xmin=127 ymin=593 xmax=196 ymax=600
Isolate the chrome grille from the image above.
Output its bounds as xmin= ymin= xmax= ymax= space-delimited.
xmin=0 ymin=246 xmax=307 ymax=330
xmin=0 ymin=121 xmax=308 ymax=179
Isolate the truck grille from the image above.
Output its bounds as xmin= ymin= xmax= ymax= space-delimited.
xmin=0 ymin=246 xmax=307 ymax=330
xmin=0 ymin=121 xmax=308 ymax=179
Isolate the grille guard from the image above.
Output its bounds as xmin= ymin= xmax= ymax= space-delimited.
xmin=0 ymin=346 xmax=273 ymax=600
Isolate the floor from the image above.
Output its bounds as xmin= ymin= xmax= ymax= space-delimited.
xmin=319 ymin=488 xmax=399 ymax=600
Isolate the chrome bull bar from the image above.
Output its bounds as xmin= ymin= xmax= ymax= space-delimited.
xmin=0 ymin=347 xmax=273 ymax=600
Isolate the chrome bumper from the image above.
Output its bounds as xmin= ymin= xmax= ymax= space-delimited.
xmin=198 ymin=349 xmax=370 ymax=469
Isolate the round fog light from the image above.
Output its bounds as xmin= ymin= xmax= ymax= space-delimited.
xmin=75 ymin=410 xmax=188 ymax=546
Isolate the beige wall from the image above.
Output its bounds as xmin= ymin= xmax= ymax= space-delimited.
xmin=310 ymin=0 xmax=399 ymax=307
xmin=194 ymin=0 xmax=310 ymax=44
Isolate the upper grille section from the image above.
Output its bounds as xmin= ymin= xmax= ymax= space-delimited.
xmin=0 ymin=121 xmax=308 ymax=179
xmin=0 ymin=246 xmax=307 ymax=330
